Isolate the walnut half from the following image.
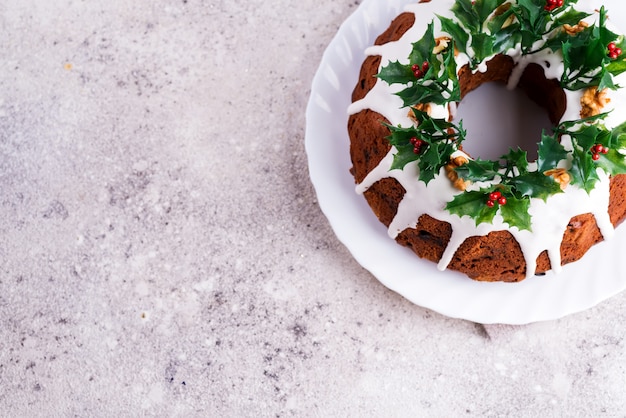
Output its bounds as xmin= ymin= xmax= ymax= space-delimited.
xmin=445 ymin=155 xmax=470 ymax=191
xmin=580 ymin=86 xmax=610 ymax=119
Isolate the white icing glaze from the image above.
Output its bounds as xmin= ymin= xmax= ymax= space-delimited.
xmin=349 ymin=0 xmax=626 ymax=279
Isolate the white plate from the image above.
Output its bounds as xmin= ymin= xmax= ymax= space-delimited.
xmin=305 ymin=0 xmax=626 ymax=324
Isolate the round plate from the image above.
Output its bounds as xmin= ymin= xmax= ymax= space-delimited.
xmin=305 ymin=0 xmax=626 ymax=324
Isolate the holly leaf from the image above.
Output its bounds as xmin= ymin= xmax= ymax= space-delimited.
xmin=537 ymin=133 xmax=568 ymax=172
xmin=475 ymin=0 xmax=506 ymax=24
xmin=454 ymin=158 xmax=499 ymax=182
xmin=552 ymin=9 xmax=590 ymax=28
xmin=499 ymin=196 xmax=532 ymax=231
xmin=376 ymin=60 xmax=415 ymax=85
xmin=451 ymin=0 xmax=480 ymax=33
xmin=610 ymin=121 xmax=626 ymax=147
xmin=508 ymin=171 xmax=563 ymax=201
xmin=493 ymin=24 xmax=522 ymax=53
xmin=598 ymin=68 xmax=618 ymax=91
xmin=572 ymin=124 xmax=604 ymax=151
xmin=390 ymin=145 xmax=420 ymax=171
xmin=418 ymin=141 xmax=455 ymax=184
xmin=501 ymin=147 xmax=529 ymax=174
xmin=607 ymin=58 xmax=626 ymax=77
xmin=569 ymin=147 xmax=601 ymax=193
xmin=409 ymin=22 xmax=436 ymax=65
xmin=471 ymin=32 xmax=495 ymax=65
xmin=438 ymin=15 xmax=469 ymax=55
xmin=445 ymin=189 xmax=498 ymax=226
xmin=595 ymin=148 xmax=626 ymax=176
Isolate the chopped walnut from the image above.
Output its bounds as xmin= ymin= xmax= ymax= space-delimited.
xmin=544 ymin=168 xmax=571 ymax=190
xmin=563 ymin=21 xmax=589 ymax=36
xmin=433 ymin=37 xmax=451 ymax=55
xmin=445 ymin=155 xmax=470 ymax=191
xmin=408 ymin=103 xmax=432 ymax=124
xmin=580 ymin=86 xmax=611 ymax=118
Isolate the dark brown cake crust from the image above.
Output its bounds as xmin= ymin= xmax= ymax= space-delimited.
xmin=348 ymin=12 xmax=626 ymax=282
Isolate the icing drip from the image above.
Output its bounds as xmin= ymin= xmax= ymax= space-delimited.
xmin=350 ymin=0 xmax=625 ymax=279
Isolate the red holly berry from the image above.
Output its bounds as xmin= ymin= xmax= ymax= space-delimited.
xmin=498 ymin=196 xmax=507 ymax=206
xmin=489 ymin=191 xmax=502 ymax=201
xmin=608 ymin=43 xmax=622 ymax=59
xmin=592 ymin=153 xmax=600 ymax=161
xmin=412 ymin=62 xmax=429 ymax=79
xmin=410 ymin=137 xmax=425 ymax=154
xmin=544 ymin=0 xmax=562 ymax=11
xmin=592 ymin=144 xmax=609 ymax=155
xmin=486 ymin=200 xmax=495 ymax=208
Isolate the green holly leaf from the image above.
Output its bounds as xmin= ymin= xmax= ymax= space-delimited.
xmin=390 ymin=145 xmax=420 ymax=171
xmin=455 ymin=158 xmax=499 ymax=182
xmin=499 ymin=196 xmax=532 ymax=231
xmin=438 ymin=15 xmax=469 ymax=55
xmin=598 ymin=68 xmax=618 ymax=91
xmin=493 ymin=24 xmax=522 ymax=53
xmin=451 ymin=0 xmax=480 ymax=33
xmin=516 ymin=0 xmax=543 ymax=27
xmin=475 ymin=0 xmax=506 ymax=24
xmin=409 ymin=22 xmax=436 ymax=65
xmin=418 ymin=141 xmax=455 ymax=184
xmin=487 ymin=7 xmax=513 ymax=33
xmin=610 ymin=121 xmax=626 ymax=147
xmin=552 ymin=9 xmax=590 ymax=28
xmin=569 ymin=147 xmax=601 ymax=193
xmin=508 ymin=171 xmax=563 ymax=201
xmin=537 ymin=133 xmax=568 ymax=172
xmin=471 ymin=32 xmax=495 ymax=66
xmin=385 ymin=124 xmax=419 ymax=171
xmin=376 ymin=60 xmax=415 ymax=85
xmin=572 ymin=124 xmax=604 ymax=151
xmin=445 ymin=189 xmax=498 ymax=226
xmin=607 ymin=58 xmax=626 ymax=77
xmin=595 ymin=148 xmax=626 ymax=176
xmin=501 ymin=147 xmax=529 ymax=174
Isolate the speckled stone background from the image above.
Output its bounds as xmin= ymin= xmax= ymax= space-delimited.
xmin=2 ymin=0 xmax=626 ymax=416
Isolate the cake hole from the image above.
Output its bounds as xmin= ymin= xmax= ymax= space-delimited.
xmin=452 ymin=82 xmax=553 ymax=161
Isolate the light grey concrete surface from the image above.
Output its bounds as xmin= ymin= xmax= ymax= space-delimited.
xmin=1 ymin=0 xmax=626 ymax=416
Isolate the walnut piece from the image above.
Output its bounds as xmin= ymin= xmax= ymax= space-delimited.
xmin=544 ymin=168 xmax=571 ymax=190
xmin=580 ymin=86 xmax=610 ymax=118
xmin=433 ymin=37 xmax=451 ymax=55
xmin=445 ymin=155 xmax=470 ymax=191
xmin=563 ymin=21 xmax=589 ymax=36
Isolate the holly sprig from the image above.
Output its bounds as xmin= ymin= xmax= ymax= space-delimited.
xmin=385 ymin=109 xmax=465 ymax=184
xmin=542 ymin=6 xmax=624 ymax=91
xmin=436 ymin=0 xmax=588 ymax=69
xmin=377 ymin=22 xmax=461 ymax=107
xmin=446 ymin=143 xmax=564 ymax=230
xmin=507 ymin=0 xmax=587 ymax=54
xmin=554 ymin=115 xmax=626 ymax=191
